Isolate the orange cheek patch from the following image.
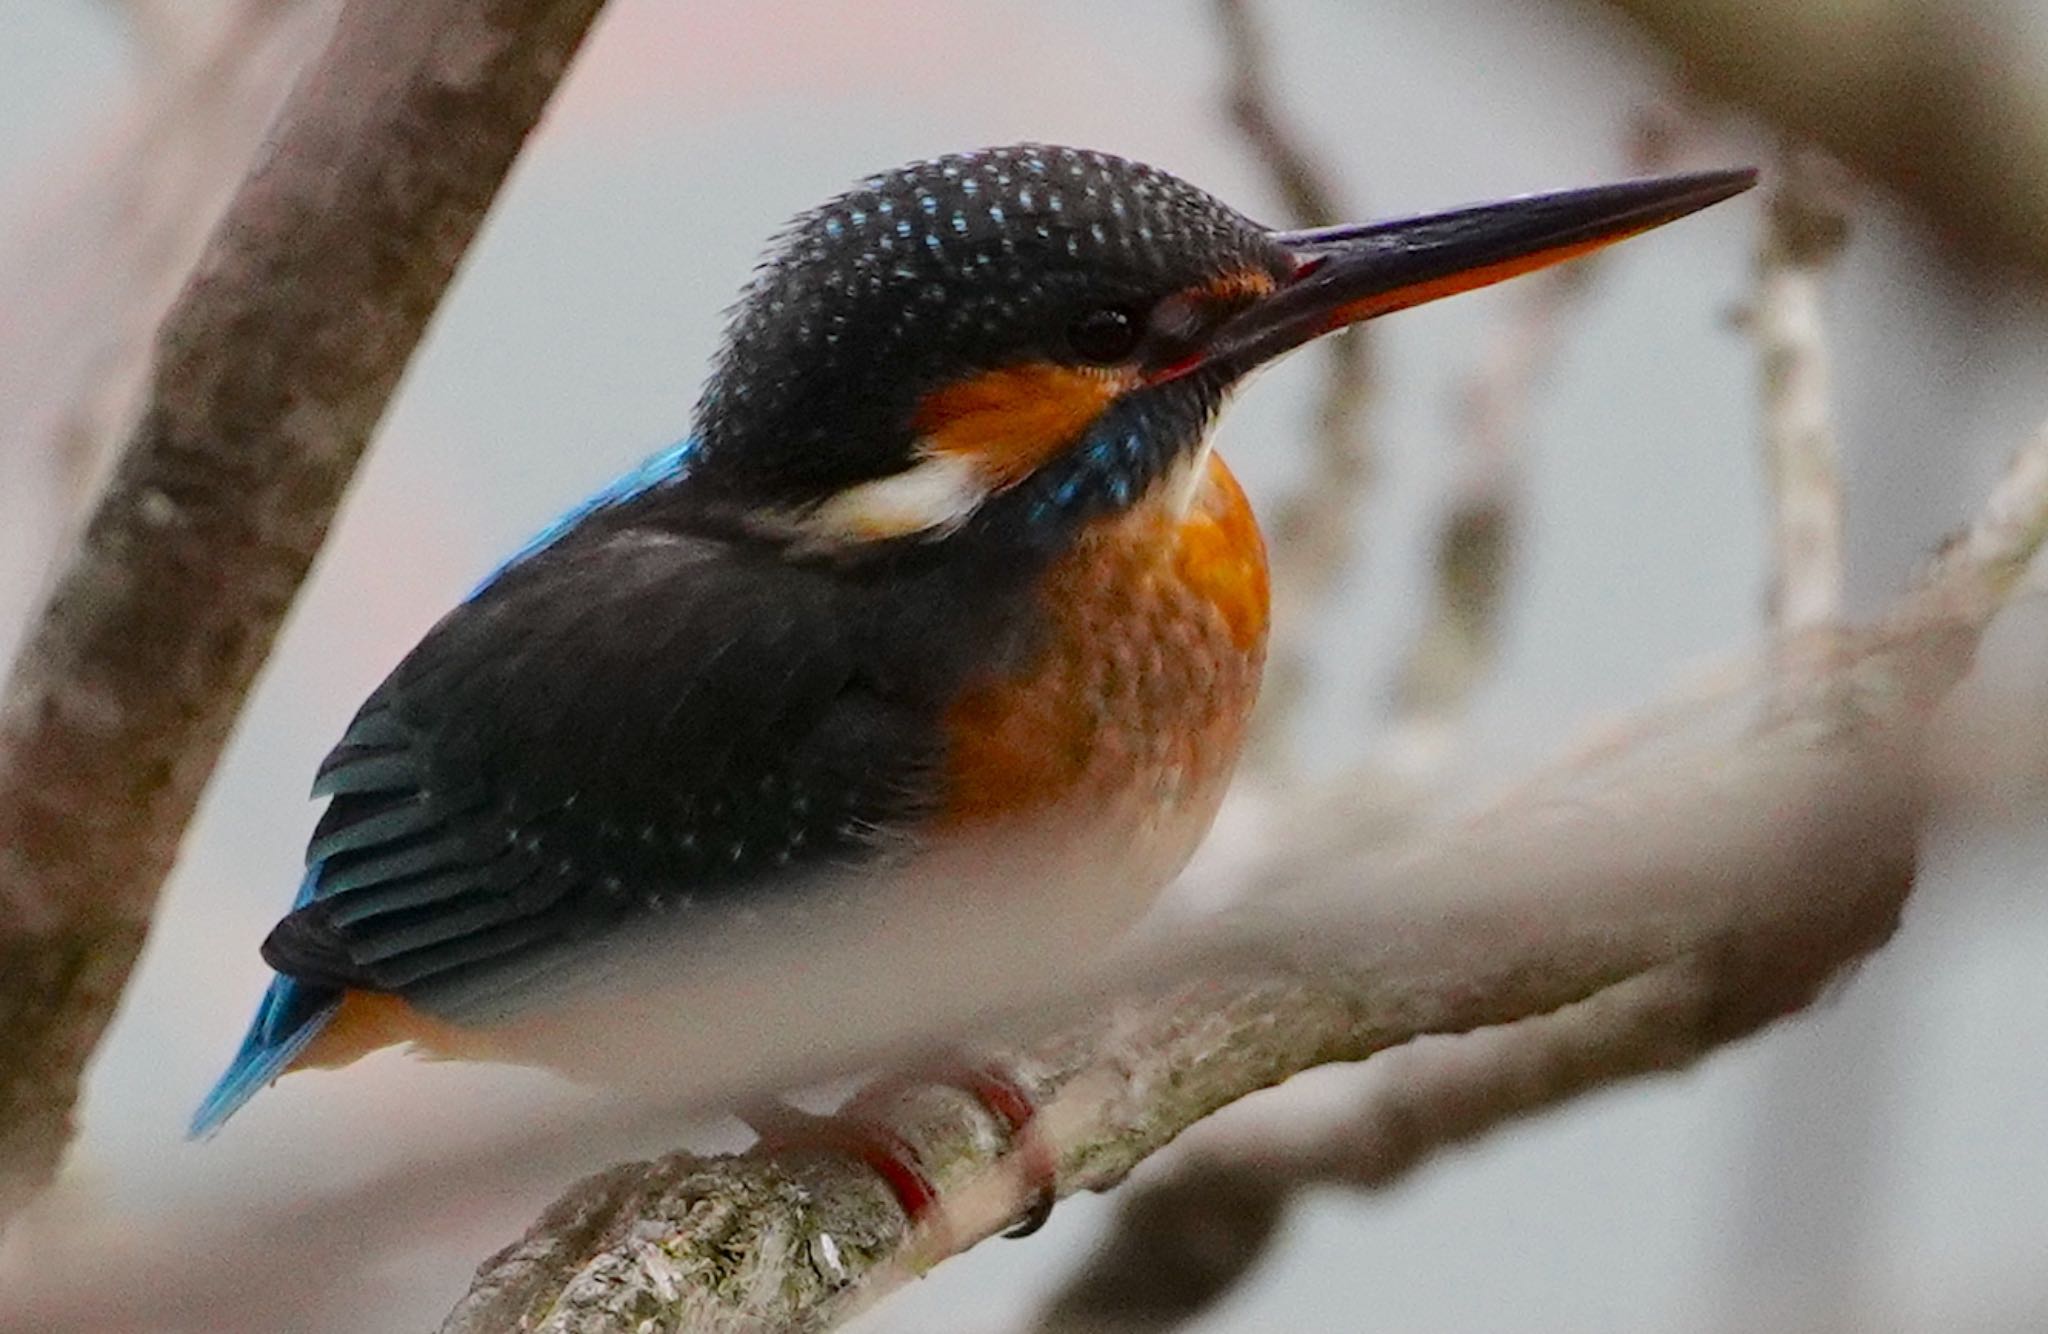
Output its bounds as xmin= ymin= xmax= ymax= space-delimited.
xmin=914 ymin=361 xmax=1136 ymax=489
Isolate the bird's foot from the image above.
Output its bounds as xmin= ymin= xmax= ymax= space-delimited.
xmin=954 ymin=1066 xmax=1055 ymax=1237
xmin=856 ymin=1059 xmax=1057 ymax=1239
xmin=741 ymin=1061 xmax=1056 ymax=1239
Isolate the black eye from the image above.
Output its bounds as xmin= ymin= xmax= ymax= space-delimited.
xmin=1067 ymin=305 xmax=1143 ymax=364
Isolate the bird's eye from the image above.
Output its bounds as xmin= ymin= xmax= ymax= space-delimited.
xmin=1067 ymin=305 xmax=1143 ymax=364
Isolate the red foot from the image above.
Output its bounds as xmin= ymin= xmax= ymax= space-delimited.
xmin=742 ymin=1063 xmax=1056 ymax=1238
xmin=950 ymin=1067 xmax=1055 ymax=1237
xmin=854 ymin=1060 xmax=1057 ymax=1238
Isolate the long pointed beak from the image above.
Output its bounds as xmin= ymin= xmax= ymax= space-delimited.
xmin=1193 ymin=167 xmax=1757 ymax=377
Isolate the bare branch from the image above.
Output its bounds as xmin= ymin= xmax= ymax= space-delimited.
xmin=1027 ymin=958 xmax=1760 ymax=1334
xmin=0 ymin=0 xmax=611 ymax=1224
xmin=1753 ymin=148 xmax=1851 ymax=638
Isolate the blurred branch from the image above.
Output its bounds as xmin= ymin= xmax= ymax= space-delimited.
xmin=1753 ymin=149 xmax=1851 ymax=640
xmin=0 ymin=0 xmax=610 ymax=1226
xmin=0 ymin=0 xmax=331 ymax=659
xmin=441 ymin=408 xmax=2048 ymax=1330
xmin=1586 ymin=0 xmax=2048 ymax=283
xmin=1029 ymin=956 xmax=1766 ymax=1334
xmin=1213 ymin=0 xmax=1345 ymax=226
xmin=1383 ymin=104 xmax=1687 ymax=773
xmin=1378 ymin=258 xmax=1596 ymax=774
xmin=1213 ymin=0 xmax=1380 ymax=764
xmin=1033 ymin=1153 xmax=1288 ymax=1334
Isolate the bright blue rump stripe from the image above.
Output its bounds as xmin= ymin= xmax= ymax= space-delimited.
xmin=467 ymin=437 xmax=699 ymax=599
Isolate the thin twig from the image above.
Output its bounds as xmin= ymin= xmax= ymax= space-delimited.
xmin=1754 ymin=148 xmax=1851 ymax=639
xmin=0 ymin=0 xmax=612 ymax=1225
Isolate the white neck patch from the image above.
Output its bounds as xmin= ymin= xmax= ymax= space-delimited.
xmin=783 ymin=450 xmax=990 ymax=550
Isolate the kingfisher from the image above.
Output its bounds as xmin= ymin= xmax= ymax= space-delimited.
xmin=192 ymin=144 xmax=1750 ymax=1213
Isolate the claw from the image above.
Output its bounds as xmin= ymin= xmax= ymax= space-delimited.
xmin=949 ymin=1065 xmax=1058 ymax=1240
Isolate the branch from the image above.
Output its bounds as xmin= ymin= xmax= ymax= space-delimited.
xmin=0 ymin=0 xmax=610 ymax=1224
xmin=443 ymin=403 xmax=2048 ymax=1330
xmin=1027 ymin=957 xmax=1792 ymax=1333
xmin=1384 ymin=102 xmax=1695 ymax=770
xmin=1587 ymin=0 xmax=2048 ymax=284
xmin=1753 ymin=148 xmax=1851 ymax=639
xmin=0 ymin=0 xmax=330 ymax=658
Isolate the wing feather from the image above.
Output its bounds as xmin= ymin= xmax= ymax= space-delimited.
xmin=260 ymin=524 xmax=948 ymax=1026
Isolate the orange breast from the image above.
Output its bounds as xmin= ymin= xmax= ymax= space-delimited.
xmin=938 ymin=451 xmax=1269 ymax=890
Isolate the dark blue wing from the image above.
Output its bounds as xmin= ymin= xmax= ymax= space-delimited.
xmin=260 ymin=520 xmax=950 ymax=1026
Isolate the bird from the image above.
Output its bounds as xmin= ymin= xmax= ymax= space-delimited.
xmin=192 ymin=143 xmax=1752 ymax=1215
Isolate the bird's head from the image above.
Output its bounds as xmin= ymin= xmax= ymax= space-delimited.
xmin=686 ymin=144 xmax=1751 ymax=557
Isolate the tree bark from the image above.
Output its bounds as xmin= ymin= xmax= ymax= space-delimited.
xmin=0 ymin=0 xmax=611 ymax=1225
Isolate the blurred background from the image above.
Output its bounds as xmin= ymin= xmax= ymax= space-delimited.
xmin=3 ymin=1 xmax=2047 ymax=1330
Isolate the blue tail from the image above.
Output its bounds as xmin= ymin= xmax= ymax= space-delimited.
xmin=188 ymin=972 xmax=341 ymax=1139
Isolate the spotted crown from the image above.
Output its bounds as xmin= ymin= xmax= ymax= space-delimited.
xmin=690 ymin=144 xmax=1280 ymax=507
